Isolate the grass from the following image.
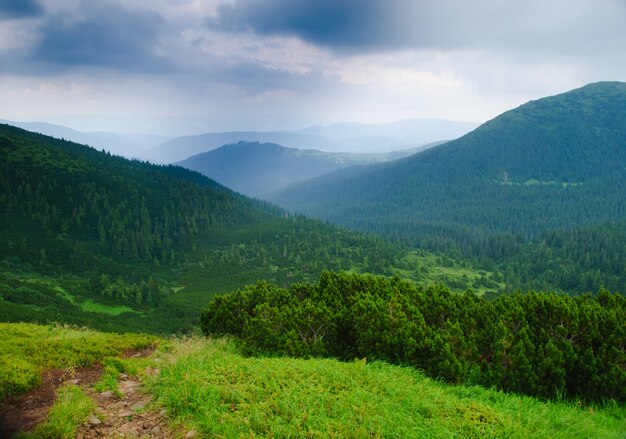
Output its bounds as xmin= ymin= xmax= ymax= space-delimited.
xmin=2 ymin=324 xmax=623 ymax=438
xmin=79 ymin=299 xmax=138 ymax=315
xmin=0 ymin=322 xmax=156 ymax=400
xmin=52 ymin=284 xmax=139 ymax=316
xmin=27 ymin=384 xmax=95 ymax=439
xmin=93 ymin=355 xmax=148 ymax=397
xmin=149 ymin=337 xmax=626 ymax=438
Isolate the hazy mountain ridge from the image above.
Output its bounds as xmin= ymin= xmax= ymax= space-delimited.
xmin=144 ymin=118 xmax=476 ymax=163
xmin=291 ymin=118 xmax=478 ymax=142
xmin=176 ymin=141 xmax=443 ymax=199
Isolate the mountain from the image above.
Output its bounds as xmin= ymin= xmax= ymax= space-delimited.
xmin=291 ymin=118 xmax=479 ymax=144
xmin=0 ymin=123 xmax=414 ymax=333
xmin=0 ymin=119 xmax=169 ymax=158
xmin=142 ymin=118 xmax=476 ymax=163
xmin=143 ymin=131 xmax=406 ymax=163
xmin=273 ymin=81 xmax=626 ymax=247
xmin=176 ymin=141 xmax=440 ymax=199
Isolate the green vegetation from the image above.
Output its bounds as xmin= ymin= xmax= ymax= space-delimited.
xmin=0 ymin=122 xmax=505 ymax=333
xmin=78 ymin=299 xmax=137 ymax=316
xmin=202 ymin=271 xmax=626 ymax=403
xmin=272 ymin=82 xmax=626 ymax=295
xmin=28 ymin=384 xmax=95 ymax=439
xmin=395 ymin=251 xmax=504 ymax=294
xmin=2 ymin=85 xmax=625 ymax=437
xmin=0 ymin=322 xmax=155 ymax=400
xmin=0 ymin=123 xmax=426 ymax=333
xmin=1 ymin=322 xmax=622 ymax=437
xmin=150 ymin=337 xmax=626 ymax=438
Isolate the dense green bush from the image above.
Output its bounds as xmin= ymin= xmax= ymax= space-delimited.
xmin=201 ymin=271 xmax=626 ymax=403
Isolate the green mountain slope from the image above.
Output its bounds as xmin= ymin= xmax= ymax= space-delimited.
xmin=0 ymin=124 xmax=411 ymax=333
xmin=176 ymin=141 xmax=434 ymax=199
xmin=273 ymin=81 xmax=626 ymax=247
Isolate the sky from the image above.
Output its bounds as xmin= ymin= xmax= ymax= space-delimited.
xmin=1 ymin=0 xmax=625 ymax=135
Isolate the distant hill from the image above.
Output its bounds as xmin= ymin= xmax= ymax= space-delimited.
xmin=143 ymin=131 xmax=406 ymax=163
xmin=273 ymin=81 xmax=626 ymax=242
xmin=176 ymin=141 xmax=441 ymax=199
xmin=143 ymin=118 xmax=476 ymax=163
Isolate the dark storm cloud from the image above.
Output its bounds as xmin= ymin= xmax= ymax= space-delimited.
xmin=208 ymin=0 xmax=392 ymax=50
xmin=0 ymin=0 xmax=43 ymax=19
xmin=208 ymin=0 xmax=626 ymax=54
xmin=32 ymin=1 xmax=172 ymax=72
xmin=209 ymin=0 xmax=392 ymax=49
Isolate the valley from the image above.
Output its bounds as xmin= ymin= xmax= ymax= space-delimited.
xmin=1 ymin=82 xmax=625 ymax=437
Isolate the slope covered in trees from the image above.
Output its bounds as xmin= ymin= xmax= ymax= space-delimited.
xmin=271 ymin=82 xmax=626 ymax=293
xmin=0 ymin=124 xmax=412 ymax=333
xmin=273 ymin=82 xmax=626 ymax=240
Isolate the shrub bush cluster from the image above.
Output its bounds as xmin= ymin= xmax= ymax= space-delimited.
xmin=201 ymin=271 xmax=625 ymax=402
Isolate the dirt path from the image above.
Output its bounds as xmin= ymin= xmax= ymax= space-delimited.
xmin=0 ymin=364 xmax=103 ymax=437
xmin=0 ymin=347 xmax=188 ymax=438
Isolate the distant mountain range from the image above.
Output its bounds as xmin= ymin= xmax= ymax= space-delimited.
xmin=143 ymin=118 xmax=478 ymax=163
xmin=292 ymin=118 xmax=478 ymax=142
xmin=176 ymin=141 xmax=443 ymax=199
xmin=271 ymin=81 xmax=626 ymax=244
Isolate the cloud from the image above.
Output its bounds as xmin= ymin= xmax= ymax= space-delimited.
xmin=0 ymin=0 xmax=43 ymax=19
xmin=208 ymin=0 xmax=626 ymax=55
xmin=31 ymin=1 xmax=172 ymax=72
xmin=1 ymin=0 xmax=625 ymax=134
xmin=208 ymin=0 xmax=392 ymax=51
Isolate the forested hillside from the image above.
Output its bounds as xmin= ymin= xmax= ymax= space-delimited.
xmin=274 ymin=82 xmax=626 ymax=237
xmin=0 ymin=124 xmax=411 ymax=333
xmin=272 ymin=82 xmax=626 ymax=293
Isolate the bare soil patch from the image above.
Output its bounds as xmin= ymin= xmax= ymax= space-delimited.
xmin=77 ymin=371 xmax=175 ymax=439
xmin=0 ymin=345 xmax=175 ymax=438
xmin=0 ymin=364 xmax=103 ymax=438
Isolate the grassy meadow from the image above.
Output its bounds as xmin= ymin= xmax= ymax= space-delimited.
xmin=149 ymin=338 xmax=626 ymax=438
xmin=1 ymin=323 xmax=624 ymax=438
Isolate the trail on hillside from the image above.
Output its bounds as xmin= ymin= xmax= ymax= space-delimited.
xmin=0 ymin=346 xmax=187 ymax=438
xmin=77 ymin=367 xmax=176 ymax=439
xmin=0 ymin=365 xmax=103 ymax=437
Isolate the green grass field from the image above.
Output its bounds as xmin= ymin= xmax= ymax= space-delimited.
xmin=1 ymin=323 xmax=624 ymax=437
xmin=149 ymin=338 xmax=626 ymax=438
